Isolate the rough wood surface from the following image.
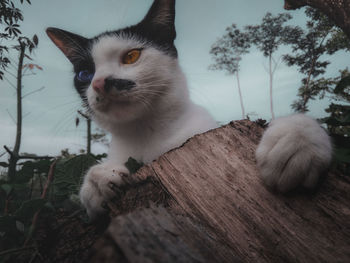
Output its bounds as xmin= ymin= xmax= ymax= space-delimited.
xmin=91 ymin=120 xmax=350 ymax=263
xmin=284 ymin=0 xmax=350 ymax=39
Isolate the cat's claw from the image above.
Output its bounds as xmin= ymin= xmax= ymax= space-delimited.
xmin=256 ymin=114 xmax=332 ymax=192
xmin=79 ymin=162 xmax=130 ymax=219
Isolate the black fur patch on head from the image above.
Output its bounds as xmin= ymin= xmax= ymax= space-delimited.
xmin=73 ymin=57 xmax=95 ymax=100
xmin=94 ymin=0 xmax=177 ymax=57
xmin=47 ymin=27 xmax=95 ymax=100
xmin=47 ymin=0 xmax=177 ymax=102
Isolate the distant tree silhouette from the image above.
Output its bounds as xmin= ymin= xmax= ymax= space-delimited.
xmin=246 ymin=13 xmax=296 ymax=119
xmin=0 ymin=0 xmax=41 ymax=180
xmin=209 ymin=24 xmax=251 ymax=119
xmin=0 ymin=0 xmax=32 ymax=80
xmin=283 ymin=8 xmax=350 ymax=112
xmin=284 ymin=0 xmax=350 ymax=39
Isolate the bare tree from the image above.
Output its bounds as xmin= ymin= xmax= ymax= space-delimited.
xmin=209 ymin=25 xmax=250 ymax=119
xmin=4 ymin=37 xmax=42 ymax=180
xmin=246 ymin=13 xmax=295 ymax=119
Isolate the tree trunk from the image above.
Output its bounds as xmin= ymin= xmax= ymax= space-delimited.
xmin=269 ymin=55 xmax=275 ymax=119
xmin=7 ymin=43 xmax=26 ymax=180
xmin=88 ymin=120 xmax=349 ymax=262
xmin=78 ymin=110 xmax=92 ymax=154
xmin=87 ymin=118 xmax=91 ymax=154
xmin=235 ymin=71 xmax=245 ymax=119
xmin=284 ymin=0 xmax=350 ymax=39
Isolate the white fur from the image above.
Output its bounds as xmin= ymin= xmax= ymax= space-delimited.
xmin=80 ymin=34 xmax=332 ymax=219
xmin=80 ymin=35 xmax=218 ymax=218
xmin=256 ymin=114 xmax=332 ymax=192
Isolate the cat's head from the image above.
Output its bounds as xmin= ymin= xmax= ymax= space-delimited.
xmin=47 ymin=0 xmax=186 ymax=127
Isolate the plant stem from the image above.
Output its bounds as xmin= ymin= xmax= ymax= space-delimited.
xmin=269 ymin=54 xmax=275 ymax=120
xmin=23 ymin=161 xmax=57 ymax=247
xmin=235 ymin=71 xmax=245 ymax=119
xmin=8 ymin=42 xmax=26 ymax=180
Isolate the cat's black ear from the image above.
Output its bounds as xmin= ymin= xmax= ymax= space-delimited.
xmin=139 ymin=0 xmax=176 ymax=43
xmin=46 ymin=27 xmax=89 ymax=64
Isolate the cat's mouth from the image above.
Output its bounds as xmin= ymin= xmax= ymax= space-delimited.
xmin=90 ymin=91 xmax=135 ymax=112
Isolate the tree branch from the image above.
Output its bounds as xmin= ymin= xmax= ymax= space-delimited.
xmin=283 ymin=0 xmax=350 ymax=39
xmin=18 ymin=155 xmax=53 ymax=160
xmin=4 ymin=68 xmax=17 ymax=79
xmin=3 ymin=145 xmax=53 ymax=160
xmin=6 ymin=109 xmax=17 ymax=125
xmin=77 ymin=110 xmax=90 ymax=120
xmin=3 ymin=145 xmax=14 ymax=157
xmin=3 ymin=75 xmax=17 ymax=90
xmin=22 ymin=86 xmax=45 ymax=99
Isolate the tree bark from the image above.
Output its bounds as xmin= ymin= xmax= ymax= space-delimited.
xmin=284 ymin=0 xmax=350 ymax=39
xmin=87 ymin=120 xmax=350 ymax=263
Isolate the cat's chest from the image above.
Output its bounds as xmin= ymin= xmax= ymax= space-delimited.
xmin=109 ymin=126 xmax=175 ymax=164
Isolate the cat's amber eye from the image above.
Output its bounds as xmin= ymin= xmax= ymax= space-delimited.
xmin=122 ymin=49 xmax=142 ymax=64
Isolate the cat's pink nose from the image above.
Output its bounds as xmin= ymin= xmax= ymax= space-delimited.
xmin=92 ymin=78 xmax=105 ymax=94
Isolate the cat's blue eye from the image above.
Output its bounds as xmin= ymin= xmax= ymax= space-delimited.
xmin=77 ymin=70 xmax=94 ymax=83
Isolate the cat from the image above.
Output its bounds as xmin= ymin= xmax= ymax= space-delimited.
xmin=47 ymin=0 xmax=332 ymax=219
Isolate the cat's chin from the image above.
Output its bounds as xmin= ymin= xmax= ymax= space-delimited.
xmin=90 ymin=98 xmax=148 ymax=125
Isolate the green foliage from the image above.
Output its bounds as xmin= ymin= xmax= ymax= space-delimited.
xmin=0 ymin=0 xmax=32 ymax=80
xmin=52 ymin=154 xmax=97 ymax=204
xmin=245 ymin=13 xmax=294 ymax=57
xmin=14 ymin=199 xmax=47 ymax=220
xmin=334 ymin=75 xmax=350 ymax=101
xmin=0 ymin=162 xmax=9 ymax=168
xmin=125 ymin=157 xmax=144 ymax=174
xmin=320 ymin=73 xmax=350 ymax=174
xmin=209 ymin=24 xmax=251 ymax=74
xmin=284 ymin=8 xmax=350 ymax=112
xmin=0 ymin=153 xmax=101 ymax=259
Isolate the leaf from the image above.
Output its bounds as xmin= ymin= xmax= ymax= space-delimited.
xmin=53 ymin=154 xmax=98 ymax=203
xmin=32 ymin=34 xmax=38 ymax=46
xmin=334 ymin=147 xmax=350 ymax=164
xmin=331 ymin=134 xmax=350 ymax=149
xmin=1 ymin=184 xmax=13 ymax=195
xmin=0 ymin=161 xmax=9 ymax=167
xmin=14 ymin=198 xmax=46 ymax=220
xmin=15 ymin=220 xmax=25 ymax=233
xmin=334 ymin=75 xmax=350 ymax=101
xmin=43 ymin=201 xmax=55 ymax=212
xmin=125 ymin=157 xmax=144 ymax=174
xmin=0 ymin=215 xmax=16 ymax=232
xmin=24 ymin=54 xmax=33 ymax=60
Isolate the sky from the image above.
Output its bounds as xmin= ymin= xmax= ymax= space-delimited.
xmin=0 ymin=0 xmax=349 ymax=160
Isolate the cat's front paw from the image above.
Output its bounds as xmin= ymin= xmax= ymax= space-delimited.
xmin=79 ymin=162 xmax=130 ymax=219
xmin=256 ymin=114 xmax=332 ymax=192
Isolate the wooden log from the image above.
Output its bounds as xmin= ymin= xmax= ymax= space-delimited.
xmin=91 ymin=120 xmax=350 ymax=262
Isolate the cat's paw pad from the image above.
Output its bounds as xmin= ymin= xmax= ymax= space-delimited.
xmin=79 ymin=163 xmax=130 ymax=219
xmin=256 ymin=114 xmax=332 ymax=192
